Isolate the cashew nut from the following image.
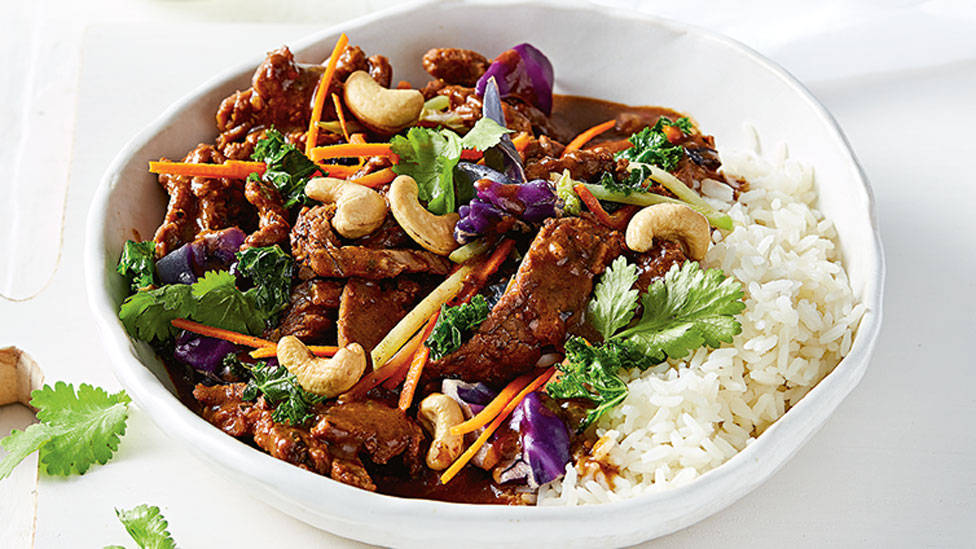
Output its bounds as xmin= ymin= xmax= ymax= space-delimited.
xmin=418 ymin=393 xmax=465 ymax=470
xmin=276 ymin=336 xmax=366 ymax=398
xmin=0 ymin=346 xmax=44 ymax=410
xmin=625 ymin=203 xmax=711 ymax=260
xmin=343 ymin=70 xmax=424 ymax=134
xmin=306 ymin=177 xmax=387 ymax=238
xmin=389 ymin=175 xmax=460 ymax=255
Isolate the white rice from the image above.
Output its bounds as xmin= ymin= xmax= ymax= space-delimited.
xmin=537 ymin=142 xmax=863 ymax=505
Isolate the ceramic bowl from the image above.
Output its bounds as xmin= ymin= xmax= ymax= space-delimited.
xmin=85 ymin=1 xmax=885 ymax=546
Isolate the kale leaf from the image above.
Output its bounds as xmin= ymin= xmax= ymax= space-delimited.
xmin=615 ymin=116 xmax=693 ymax=172
xmin=250 ymin=128 xmax=318 ymax=209
xmin=427 ymin=294 xmax=491 ymax=360
xmin=241 ymin=360 xmax=323 ymax=426
xmin=116 ymin=240 xmax=156 ymax=292
xmin=547 ymin=337 xmax=642 ymax=428
xmin=235 ymin=245 xmax=295 ymax=319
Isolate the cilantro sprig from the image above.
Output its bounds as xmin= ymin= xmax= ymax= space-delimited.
xmin=107 ymin=504 xmax=177 ymax=549
xmin=547 ymin=258 xmax=744 ymax=427
xmin=0 ymin=382 xmax=130 ymax=480
xmin=117 ymin=240 xmax=157 ymax=291
xmin=427 ymin=294 xmax=491 ymax=360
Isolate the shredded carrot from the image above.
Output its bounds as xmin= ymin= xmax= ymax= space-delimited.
xmin=380 ymin=323 xmax=430 ymax=390
xmin=440 ymin=367 xmax=556 ymax=484
xmin=306 ymin=33 xmax=349 ymax=156
xmin=607 ymin=204 xmax=639 ymax=230
xmin=397 ymin=310 xmax=441 ymax=411
xmin=148 ymin=160 xmax=265 ymax=180
xmin=396 ymin=80 xmax=412 ymax=90
xmin=170 ymin=319 xmax=272 ymax=348
xmin=574 ymin=183 xmax=621 ymax=229
xmin=310 ymin=143 xmax=398 ymax=163
xmin=450 ymin=373 xmax=534 ymax=436
xmin=249 ymin=344 xmax=338 ymax=359
xmin=459 ymin=149 xmax=482 ymax=161
xmin=662 ymin=124 xmax=683 ymax=144
xmin=343 ymin=322 xmax=427 ymax=400
xmin=563 ymin=119 xmax=615 ymax=155
xmin=331 ymin=92 xmax=350 ymax=142
xmin=454 ymin=238 xmax=515 ymax=304
xmin=511 ymin=132 xmax=532 ymax=152
xmin=352 ymin=167 xmax=396 ymax=188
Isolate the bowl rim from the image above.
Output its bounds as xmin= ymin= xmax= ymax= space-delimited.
xmin=84 ymin=0 xmax=885 ymax=540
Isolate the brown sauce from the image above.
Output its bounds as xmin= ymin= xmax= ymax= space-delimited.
xmin=550 ymin=94 xmax=687 ymax=144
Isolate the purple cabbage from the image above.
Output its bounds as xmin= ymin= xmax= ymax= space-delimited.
xmin=476 ymin=43 xmax=555 ymax=116
xmin=156 ymin=227 xmax=246 ymax=285
xmin=443 ymin=379 xmax=497 ymax=418
xmin=174 ymin=331 xmax=238 ymax=378
xmin=501 ymin=391 xmax=571 ymax=488
xmin=480 ymin=78 xmax=526 ymax=184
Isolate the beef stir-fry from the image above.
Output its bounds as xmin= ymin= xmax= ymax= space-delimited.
xmin=116 ymin=37 xmax=747 ymax=505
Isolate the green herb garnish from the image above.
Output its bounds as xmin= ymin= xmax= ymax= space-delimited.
xmin=427 ymin=294 xmax=491 ymax=360
xmin=615 ymin=116 xmax=693 ymax=172
xmin=108 ymin=504 xmax=177 ymax=549
xmin=116 ymin=240 xmax=157 ymax=291
xmin=250 ymin=128 xmax=318 ymax=209
xmin=235 ymin=245 xmax=295 ymax=319
xmin=241 ymin=359 xmax=323 ymax=426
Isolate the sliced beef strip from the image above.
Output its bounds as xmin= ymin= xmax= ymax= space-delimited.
xmin=422 ymin=48 xmax=490 ymax=87
xmin=424 ymin=217 xmax=626 ymax=386
xmin=270 ymin=279 xmax=344 ymax=342
xmin=337 ymin=277 xmax=422 ymax=355
xmin=311 ymin=400 xmax=425 ymax=476
xmin=524 ymin=146 xmax=629 ymax=182
xmin=152 ymin=144 xmax=250 ymax=257
xmin=241 ymin=177 xmax=290 ymax=250
xmin=632 ymin=239 xmax=688 ymax=292
xmin=291 ymin=205 xmax=452 ymax=279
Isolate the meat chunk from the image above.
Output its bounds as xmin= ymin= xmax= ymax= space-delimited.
xmin=422 ymin=48 xmax=490 ymax=86
xmin=524 ymin=146 xmax=628 ymax=182
xmin=367 ymin=55 xmax=393 ymax=88
xmin=337 ymin=277 xmax=422 ymax=355
xmin=312 ymin=400 xmax=425 ymax=475
xmin=216 ymin=47 xmax=324 ymax=149
xmin=425 ymin=217 xmax=626 ymax=386
xmin=152 ymin=144 xmax=250 ymax=257
xmin=633 ymin=239 xmax=688 ymax=292
xmin=194 ymin=383 xmax=264 ymax=437
xmin=242 ymin=177 xmax=289 ymax=250
xmin=291 ymin=205 xmax=452 ymax=279
xmin=272 ymin=279 xmax=344 ymax=342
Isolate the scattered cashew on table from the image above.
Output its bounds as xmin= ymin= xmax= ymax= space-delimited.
xmin=0 ymin=346 xmax=44 ymax=410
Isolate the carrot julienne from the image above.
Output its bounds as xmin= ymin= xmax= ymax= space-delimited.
xmin=459 ymin=149 xmax=482 ymax=161
xmin=249 ymin=344 xmax=338 ymax=359
xmin=562 ymin=119 xmax=615 ymax=155
xmin=310 ymin=143 xmax=398 ymax=163
xmin=397 ymin=309 xmax=441 ymax=411
xmin=148 ymin=160 xmax=266 ymax=180
xmin=352 ymin=167 xmax=396 ymax=188
xmin=170 ymin=318 xmax=272 ymax=348
xmin=440 ymin=367 xmax=557 ymax=484
xmin=511 ymin=132 xmax=532 ymax=152
xmin=306 ymin=33 xmax=349 ymax=157
xmin=454 ymin=238 xmax=515 ymax=304
xmin=344 ymin=320 xmax=429 ymax=400
xmin=331 ymin=92 xmax=350 ymax=142
xmin=574 ymin=183 xmax=623 ymax=229
xmin=450 ymin=373 xmax=534 ymax=436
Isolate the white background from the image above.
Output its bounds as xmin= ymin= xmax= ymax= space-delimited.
xmin=1 ymin=0 xmax=975 ymax=547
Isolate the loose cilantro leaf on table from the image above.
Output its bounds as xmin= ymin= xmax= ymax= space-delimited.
xmin=548 ymin=258 xmax=744 ymax=427
xmin=0 ymin=382 xmax=130 ymax=480
xmin=615 ymin=116 xmax=693 ymax=172
xmin=116 ymin=240 xmax=157 ymax=292
xmin=250 ymin=128 xmax=318 ymax=209
xmin=241 ymin=359 xmax=322 ymax=426
xmin=235 ymin=245 xmax=295 ymax=319
xmin=427 ymin=294 xmax=491 ymax=360
xmin=109 ymin=504 xmax=177 ymax=549
xmin=118 ymin=270 xmax=263 ymax=343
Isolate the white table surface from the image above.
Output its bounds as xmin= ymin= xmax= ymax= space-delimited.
xmin=2 ymin=2 xmax=975 ymax=547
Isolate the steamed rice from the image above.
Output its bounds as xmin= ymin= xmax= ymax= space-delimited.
xmin=537 ymin=140 xmax=864 ymax=505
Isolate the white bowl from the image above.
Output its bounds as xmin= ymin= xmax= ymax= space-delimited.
xmin=85 ymin=1 xmax=885 ymax=547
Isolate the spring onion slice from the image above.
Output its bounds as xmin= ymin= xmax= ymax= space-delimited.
xmin=628 ymin=162 xmax=734 ymax=230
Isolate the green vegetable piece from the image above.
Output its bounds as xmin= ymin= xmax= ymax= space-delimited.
xmin=554 ymin=170 xmax=582 ymax=216
xmin=191 ymin=271 xmax=265 ymax=336
xmin=119 ymin=284 xmax=195 ymax=342
xmin=587 ymin=256 xmax=640 ymax=341
xmin=111 ymin=504 xmax=177 ymax=549
xmin=235 ymin=245 xmax=295 ymax=318
xmin=427 ymin=294 xmax=491 ymax=360
xmin=116 ymin=240 xmax=157 ymax=292
xmin=547 ymin=337 xmax=640 ymax=428
xmin=617 ymin=261 xmax=745 ymax=361
xmin=460 ymin=117 xmax=512 ymax=151
xmin=241 ymin=359 xmax=322 ymax=426
xmin=250 ymin=128 xmax=318 ymax=209
xmin=390 ymin=126 xmax=463 ymax=215
xmin=0 ymin=382 xmax=130 ymax=480
xmin=615 ymin=116 xmax=693 ymax=172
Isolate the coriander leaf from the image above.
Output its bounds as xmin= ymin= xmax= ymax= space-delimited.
xmin=427 ymin=295 xmax=491 ymax=360
xmin=235 ymin=245 xmax=295 ymax=318
xmin=241 ymin=360 xmax=322 ymax=426
xmin=587 ymin=256 xmax=640 ymax=341
xmin=546 ymin=337 xmax=641 ymax=428
xmin=616 ymin=261 xmax=745 ymax=361
xmin=390 ymin=126 xmax=463 ymax=214
xmin=554 ymin=170 xmax=581 ymax=216
xmin=113 ymin=504 xmax=177 ymax=549
xmin=460 ymin=117 xmax=512 ymax=151
xmin=250 ymin=128 xmax=318 ymax=209
xmin=615 ymin=116 xmax=694 ymax=172
xmin=190 ymin=271 xmax=264 ymax=335
xmin=0 ymin=382 xmax=130 ymax=479
xmin=116 ymin=240 xmax=156 ymax=292
xmin=119 ymin=284 xmax=195 ymax=342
